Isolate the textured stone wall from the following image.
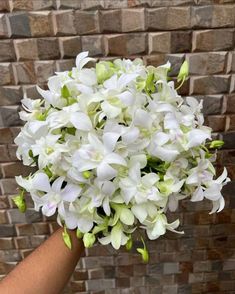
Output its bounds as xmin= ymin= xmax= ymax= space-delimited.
xmin=0 ymin=0 xmax=235 ymax=293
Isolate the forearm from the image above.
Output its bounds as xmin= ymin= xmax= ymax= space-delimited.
xmin=0 ymin=228 xmax=84 ymax=294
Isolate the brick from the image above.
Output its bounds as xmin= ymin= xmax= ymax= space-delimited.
xmin=0 ymin=178 xmax=18 ymax=194
xmin=0 ymin=225 xmax=16 ymax=237
xmin=104 ymin=0 xmax=128 ymax=9
xmin=0 ymin=106 xmax=21 ymax=127
xmin=0 ymin=250 xmax=21 ymax=262
xmin=0 ymin=14 xmax=9 ymax=38
xmin=165 ymin=54 xmax=185 ymax=76
xmin=7 ymin=209 xmax=27 ymax=223
xmin=1 ymin=162 xmax=32 ymax=178
xmin=212 ymin=5 xmax=235 ymax=28
xmin=0 ymin=128 xmax=13 ymax=144
xmin=121 ymin=8 xmax=145 ymax=32
xmin=81 ymin=35 xmax=103 ymax=56
xmin=162 ymin=285 xmax=178 ymax=294
xmin=53 ymin=10 xmax=76 ymax=36
xmin=163 ymin=262 xmax=180 ymax=274
xmin=15 ymin=223 xmax=34 ymax=236
xmin=186 ymin=52 xmax=227 ymax=75
xmin=0 ymin=238 xmax=14 ymax=250
xmin=147 ymin=7 xmax=190 ymax=30
xmin=149 ymin=32 xmax=171 ymax=54
xmin=9 ymin=0 xmax=33 ymax=11
xmin=0 ymin=63 xmax=14 ymax=86
xmin=100 ymin=10 xmax=122 ymax=32
xmin=37 ymin=38 xmax=60 ymax=60
xmin=221 ymin=132 xmax=235 ymax=149
xmin=75 ymin=10 xmax=99 ymax=35
xmin=191 ymin=6 xmax=213 ymax=28
xmin=57 ymin=0 xmax=81 ymax=9
xmin=14 ymin=236 xmax=31 ymax=249
xmin=13 ymin=62 xmax=36 ymax=84
xmin=70 ymin=281 xmax=86 ymax=292
xmin=192 ymin=29 xmax=234 ymax=52
xmin=0 ymin=86 xmax=22 ymax=106
xmin=88 ymin=268 xmax=104 ymax=279
xmin=230 ymin=74 xmax=235 ymax=93
xmin=0 ymin=145 xmax=10 ymax=162
xmin=195 ymin=95 xmax=223 ymax=115
xmin=171 ymin=31 xmax=192 ymax=53
xmin=56 ymin=59 xmax=75 ymax=72
xmin=0 ymin=0 xmax=10 ymax=12
xmin=105 ymin=33 xmax=146 ymax=56
xmin=30 ymin=235 xmax=47 ymax=247
xmin=7 ymin=12 xmax=31 ymax=37
xmin=0 ymin=40 xmax=15 ymax=62
xmin=32 ymin=0 xmax=55 ymax=10
xmin=82 ymin=256 xmax=115 ymax=269
xmin=190 ymin=75 xmax=230 ymax=95
xmin=226 ymin=94 xmax=235 ymax=113
xmin=227 ymin=51 xmax=235 ymax=74
xmin=34 ymin=61 xmax=56 ymax=84
xmin=59 ymin=36 xmax=82 ymax=58
xmin=223 ymin=259 xmax=235 ymax=271
xmin=0 ymin=210 xmax=7 ymax=224
xmin=14 ymin=39 xmax=38 ymax=61
xmin=7 ymin=144 xmax=18 ymax=161
xmin=29 ymin=11 xmax=53 ymax=37
xmin=73 ymin=269 xmax=88 ymax=281
xmin=86 ymin=279 xmax=115 ymax=291
xmin=80 ymin=0 xmax=105 ymax=10
xmin=23 ymin=85 xmax=41 ymax=99
xmin=204 ymin=115 xmax=226 ymax=132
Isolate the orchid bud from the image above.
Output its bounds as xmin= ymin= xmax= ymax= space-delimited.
xmin=177 ymin=60 xmax=189 ymax=82
xmin=83 ymin=233 xmax=96 ymax=248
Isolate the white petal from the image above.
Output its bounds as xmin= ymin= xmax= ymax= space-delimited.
xmin=105 ymin=153 xmax=126 ymax=166
xmin=42 ymin=202 xmax=57 ymax=217
xmin=187 ymin=129 xmax=211 ymax=148
xmin=52 ymin=176 xmax=64 ymax=193
xmin=111 ymin=225 xmax=122 ymax=250
xmin=33 ymin=173 xmax=51 ymax=192
xmin=61 ymin=184 xmax=82 ymax=202
xmin=70 ymin=112 xmax=92 ymax=131
xmin=131 ymin=204 xmax=147 ymax=223
xmin=97 ymin=162 xmax=117 ymax=181
xmin=103 ymin=132 xmax=120 ymax=152
xmin=191 ymin=186 xmax=204 ymax=202
xmin=120 ymin=208 xmax=134 ymax=226
xmin=76 ymin=51 xmax=95 ymax=70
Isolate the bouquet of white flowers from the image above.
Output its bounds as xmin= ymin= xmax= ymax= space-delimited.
xmin=14 ymin=51 xmax=230 ymax=261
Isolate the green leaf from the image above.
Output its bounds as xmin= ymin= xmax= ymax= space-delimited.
xmin=12 ymin=191 xmax=26 ymax=213
xmin=62 ymin=227 xmax=72 ymax=250
xmin=43 ymin=166 xmax=53 ymax=178
xmin=136 ymin=237 xmax=149 ymax=263
xmin=61 ymin=85 xmax=70 ymax=99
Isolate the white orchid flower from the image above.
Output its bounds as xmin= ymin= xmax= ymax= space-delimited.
xmin=73 ymin=132 xmax=126 ymax=181
xmin=31 ymin=134 xmax=68 ymax=169
xmin=31 ymin=173 xmax=81 ymax=216
xmin=99 ymin=222 xmax=129 ymax=250
xmin=119 ymin=163 xmax=160 ymax=204
xmin=46 ymin=104 xmax=92 ymax=131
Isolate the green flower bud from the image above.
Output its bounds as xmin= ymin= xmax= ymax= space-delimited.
xmin=76 ymin=228 xmax=84 ymax=239
xmin=209 ymin=140 xmax=224 ymax=149
xmin=177 ymin=60 xmax=189 ymax=82
xmin=125 ymin=237 xmax=133 ymax=251
xmin=12 ymin=191 xmax=26 ymax=213
xmin=62 ymin=227 xmax=72 ymax=250
xmin=83 ymin=233 xmax=96 ymax=248
xmin=137 ymin=247 xmax=149 ymax=263
xmin=61 ymin=85 xmax=70 ymax=99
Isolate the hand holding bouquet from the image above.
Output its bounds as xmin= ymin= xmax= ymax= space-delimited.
xmin=14 ymin=52 xmax=230 ymax=261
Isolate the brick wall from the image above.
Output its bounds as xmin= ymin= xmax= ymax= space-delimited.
xmin=0 ymin=0 xmax=235 ymax=293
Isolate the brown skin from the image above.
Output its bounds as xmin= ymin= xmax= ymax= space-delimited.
xmin=0 ymin=228 xmax=84 ymax=294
